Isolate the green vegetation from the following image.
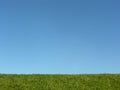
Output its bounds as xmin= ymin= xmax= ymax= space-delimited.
xmin=0 ymin=74 xmax=120 ymax=90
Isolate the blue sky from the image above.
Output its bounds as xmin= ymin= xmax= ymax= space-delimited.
xmin=0 ymin=0 xmax=120 ymax=74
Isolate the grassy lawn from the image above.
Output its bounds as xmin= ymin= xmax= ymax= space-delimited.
xmin=0 ymin=74 xmax=120 ymax=90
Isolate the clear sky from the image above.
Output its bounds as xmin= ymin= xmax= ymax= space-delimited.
xmin=0 ymin=0 xmax=120 ymax=74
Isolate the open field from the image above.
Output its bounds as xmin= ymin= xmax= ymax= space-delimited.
xmin=0 ymin=74 xmax=120 ymax=90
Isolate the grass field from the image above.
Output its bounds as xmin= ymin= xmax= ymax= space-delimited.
xmin=0 ymin=74 xmax=120 ymax=90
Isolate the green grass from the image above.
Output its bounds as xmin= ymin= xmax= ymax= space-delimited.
xmin=0 ymin=74 xmax=120 ymax=90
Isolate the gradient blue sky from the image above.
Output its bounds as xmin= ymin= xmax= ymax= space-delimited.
xmin=0 ymin=0 xmax=120 ymax=74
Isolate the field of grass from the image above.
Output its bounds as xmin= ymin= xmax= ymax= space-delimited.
xmin=0 ymin=74 xmax=120 ymax=90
